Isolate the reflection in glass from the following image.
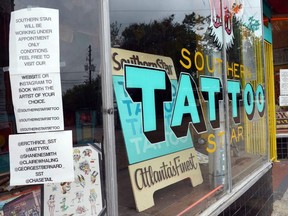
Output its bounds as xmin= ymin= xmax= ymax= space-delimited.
xmin=110 ymin=0 xmax=228 ymax=215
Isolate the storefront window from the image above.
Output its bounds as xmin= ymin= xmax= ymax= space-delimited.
xmin=0 ymin=0 xmax=269 ymax=215
xmin=0 ymin=0 xmax=107 ymax=215
xmin=224 ymin=0 xmax=268 ymax=184
xmin=110 ymin=0 xmax=268 ymax=215
xmin=110 ymin=1 xmax=227 ymax=215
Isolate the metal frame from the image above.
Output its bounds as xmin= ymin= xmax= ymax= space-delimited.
xmin=100 ymin=0 xmax=118 ymax=215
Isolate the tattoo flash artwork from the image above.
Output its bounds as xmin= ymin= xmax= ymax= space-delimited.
xmin=91 ymin=171 xmax=98 ymax=184
xmin=76 ymin=174 xmax=86 ymax=188
xmin=73 ymin=149 xmax=81 ymax=162
xmin=47 ymin=194 xmax=55 ymax=216
xmin=79 ymin=160 xmax=91 ymax=175
xmin=44 ymin=146 xmax=103 ymax=215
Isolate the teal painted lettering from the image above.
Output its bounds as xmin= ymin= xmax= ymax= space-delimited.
xmin=227 ymin=80 xmax=242 ymax=124
xmin=125 ymin=65 xmax=172 ymax=143
xmin=171 ymin=73 xmax=206 ymax=137
xmin=200 ymin=76 xmax=223 ymax=128
xmin=256 ymin=84 xmax=265 ymax=117
xmin=122 ymin=100 xmax=133 ymax=116
xmin=126 ymin=118 xmax=139 ymax=135
xmin=244 ymin=83 xmax=255 ymax=120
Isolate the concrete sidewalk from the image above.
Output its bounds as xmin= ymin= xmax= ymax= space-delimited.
xmin=272 ymin=160 xmax=288 ymax=216
xmin=272 ymin=189 xmax=288 ymax=216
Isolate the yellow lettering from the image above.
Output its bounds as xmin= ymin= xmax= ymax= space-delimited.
xmin=227 ymin=62 xmax=234 ymax=77
xmin=230 ymin=126 xmax=244 ymax=144
xmin=207 ymin=134 xmax=216 ymax=153
xmin=240 ymin=64 xmax=245 ymax=78
xmin=194 ymin=51 xmax=204 ymax=71
xmin=206 ymin=55 xmax=214 ymax=73
xmin=234 ymin=63 xmax=239 ymax=78
xmin=230 ymin=128 xmax=237 ymax=144
xmin=237 ymin=126 xmax=244 ymax=142
xmin=180 ymin=48 xmax=191 ymax=69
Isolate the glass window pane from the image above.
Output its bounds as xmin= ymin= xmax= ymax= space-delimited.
xmin=110 ymin=1 xmax=228 ymax=215
xmin=224 ymin=0 xmax=268 ymax=184
xmin=1 ymin=1 xmax=107 ymax=215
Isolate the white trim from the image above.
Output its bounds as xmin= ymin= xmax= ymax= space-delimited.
xmin=201 ymin=162 xmax=272 ymax=216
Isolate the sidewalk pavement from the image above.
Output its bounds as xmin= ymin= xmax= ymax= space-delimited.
xmin=272 ymin=189 xmax=288 ymax=216
xmin=272 ymin=160 xmax=288 ymax=216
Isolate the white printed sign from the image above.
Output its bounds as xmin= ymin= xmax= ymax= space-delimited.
xmin=10 ymin=72 xmax=64 ymax=133
xmin=9 ymin=7 xmax=63 ymax=133
xmin=279 ymin=96 xmax=288 ymax=106
xmin=280 ymin=69 xmax=288 ymax=96
xmin=9 ymin=131 xmax=74 ymax=186
xmin=9 ymin=8 xmax=60 ymax=74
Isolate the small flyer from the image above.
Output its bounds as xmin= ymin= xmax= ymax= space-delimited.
xmin=9 ymin=131 xmax=74 ymax=186
xmin=43 ymin=145 xmax=104 ymax=216
xmin=280 ymin=69 xmax=288 ymax=96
